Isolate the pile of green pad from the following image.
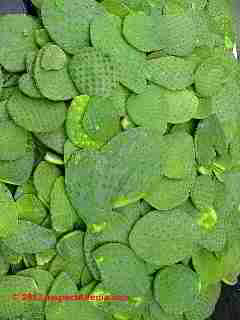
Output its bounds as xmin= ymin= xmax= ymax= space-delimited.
xmin=0 ymin=0 xmax=238 ymax=319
